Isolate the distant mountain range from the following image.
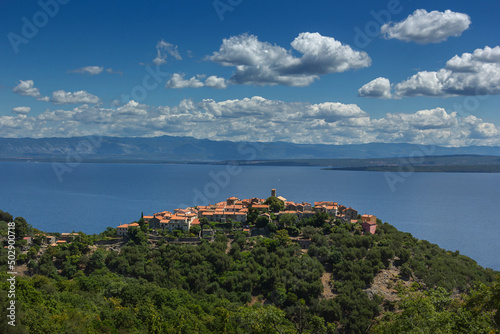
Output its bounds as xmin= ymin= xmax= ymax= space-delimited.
xmin=1 ymin=135 xmax=500 ymax=162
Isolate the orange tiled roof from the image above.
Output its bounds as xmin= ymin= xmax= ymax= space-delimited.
xmin=170 ymin=215 xmax=188 ymax=221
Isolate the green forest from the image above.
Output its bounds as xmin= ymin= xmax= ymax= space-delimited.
xmin=0 ymin=209 xmax=499 ymax=333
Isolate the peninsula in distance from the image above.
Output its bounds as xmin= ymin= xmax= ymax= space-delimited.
xmin=2 ymin=136 xmax=500 ymax=173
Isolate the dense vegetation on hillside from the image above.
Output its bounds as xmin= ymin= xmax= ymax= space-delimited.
xmin=0 ymin=209 xmax=498 ymax=333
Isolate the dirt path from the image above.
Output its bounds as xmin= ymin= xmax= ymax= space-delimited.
xmin=363 ymin=265 xmax=418 ymax=301
xmin=321 ymin=271 xmax=336 ymax=299
xmin=15 ymin=263 xmax=29 ymax=276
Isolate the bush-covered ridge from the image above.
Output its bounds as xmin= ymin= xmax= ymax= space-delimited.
xmin=0 ymin=209 xmax=498 ymax=333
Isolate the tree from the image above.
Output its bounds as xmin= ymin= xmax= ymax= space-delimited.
xmin=0 ymin=210 xmax=13 ymax=223
xmin=190 ymin=225 xmax=201 ymax=236
xmin=199 ymin=217 xmax=209 ymax=230
xmin=233 ymin=305 xmax=294 ymax=333
xmin=328 ymin=247 xmax=342 ymax=264
xmin=274 ymin=229 xmax=291 ymax=247
xmin=373 ymin=282 xmax=500 ymax=334
xmin=302 ymin=226 xmax=317 ymax=239
xmin=256 ymin=216 xmax=270 ymax=228
xmin=100 ymin=227 xmax=117 ymax=238
xmin=246 ymin=208 xmax=259 ymax=225
xmin=128 ymin=226 xmax=147 ymax=245
xmin=87 ymin=249 xmax=106 ymax=271
xmin=14 ymin=216 xmax=32 ymax=240
xmin=137 ymin=218 xmax=148 ymax=233
xmin=311 ymin=212 xmax=329 ymax=228
xmin=399 ymin=264 xmax=412 ymax=279
xmin=267 ymin=221 xmax=278 ymax=232
xmin=265 ymin=196 xmax=285 ymax=213
xmin=279 ymin=213 xmax=297 ymax=229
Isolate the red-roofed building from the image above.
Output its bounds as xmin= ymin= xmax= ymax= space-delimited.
xmin=296 ymin=202 xmax=312 ymax=212
xmin=251 ymin=204 xmax=269 ymax=211
xmin=362 ymin=221 xmax=377 ymax=234
xmin=314 ymin=201 xmax=334 ymax=207
xmin=117 ymin=222 xmax=140 ymax=237
xmin=233 ymin=212 xmax=247 ymax=223
xmin=279 ymin=210 xmax=299 ymax=218
xmin=160 ymin=219 xmax=171 ymax=229
xmin=227 ymin=196 xmax=239 ymax=205
xmin=147 ymin=216 xmax=161 ymax=229
xmin=46 ymin=236 xmax=56 ymax=245
xmin=361 ymin=215 xmax=377 ymax=234
xmin=344 ymin=207 xmax=358 ymax=221
xmin=361 ymin=214 xmax=376 ymax=224
xmin=162 ymin=214 xmax=196 ymax=232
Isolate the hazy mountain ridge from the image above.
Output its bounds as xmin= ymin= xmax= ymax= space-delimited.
xmin=1 ymin=136 xmax=500 ymax=162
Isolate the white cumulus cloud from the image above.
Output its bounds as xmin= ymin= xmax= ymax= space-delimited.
xmin=381 ymin=9 xmax=471 ymax=44
xmin=153 ymin=40 xmax=182 ymax=65
xmin=204 ymin=76 xmax=227 ymax=89
xmin=116 ymin=100 xmax=148 ymax=116
xmin=2 ymin=97 xmax=497 ymax=147
xmin=12 ymin=106 xmax=31 ymax=115
xmin=166 ymin=73 xmax=227 ymax=89
xmin=166 ymin=74 xmax=204 ymax=88
xmin=395 ymin=46 xmax=500 ymax=97
xmin=358 ymin=77 xmax=392 ymax=98
xmin=50 ymin=90 xmax=101 ymax=105
xmin=361 ymin=46 xmax=500 ymax=98
xmin=208 ymin=32 xmax=371 ymax=86
xmin=12 ymin=80 xmax=49 ymax=101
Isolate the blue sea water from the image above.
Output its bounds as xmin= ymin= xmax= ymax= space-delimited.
xmin=0 ymin=161 xmax=499 ymax=270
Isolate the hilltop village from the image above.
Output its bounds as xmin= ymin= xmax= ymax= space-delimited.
xmin=10 ymin=189 xmax=377 ymax=265
xmin=117 ymin=189 xmax=378 ymax=237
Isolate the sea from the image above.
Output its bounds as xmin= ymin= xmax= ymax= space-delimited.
xmin=0 ymin=161 xmax=499 ymax=271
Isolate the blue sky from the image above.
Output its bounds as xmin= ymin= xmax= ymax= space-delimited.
xmin=1 ymin=0 xmax=500 ymax=147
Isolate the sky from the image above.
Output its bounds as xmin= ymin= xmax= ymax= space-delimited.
xmin=1 ymin=0 xmax=500 ymax=147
